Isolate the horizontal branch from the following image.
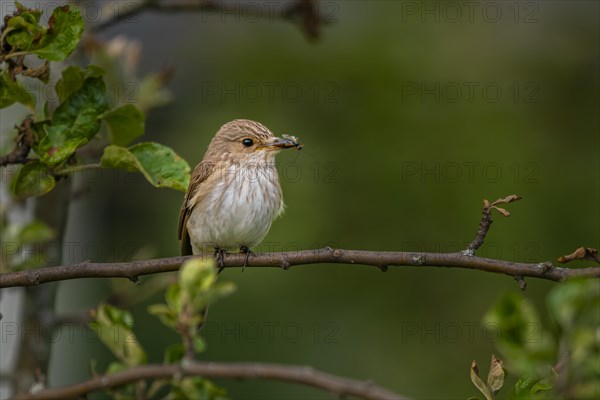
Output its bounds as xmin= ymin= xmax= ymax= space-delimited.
xmin=1 ymin=248 xmax=599 ymax=288
xmin=2 ymin=195 xmax=597 ymax=288
xmin=14 ymin=361 xmax=406 ymax=400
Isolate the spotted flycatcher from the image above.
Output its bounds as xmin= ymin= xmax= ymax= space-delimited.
xmin=178 ymin=119 xmax=301 ymax=266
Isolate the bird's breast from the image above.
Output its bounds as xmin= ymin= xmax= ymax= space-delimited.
xmin=187 ymin=164 xmax=283 ymax=252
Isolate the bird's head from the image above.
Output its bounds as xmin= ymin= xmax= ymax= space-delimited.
xmin=206 ymin=119 xmax=302 ymax=163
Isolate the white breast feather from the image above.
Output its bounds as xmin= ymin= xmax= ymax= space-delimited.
xmin=187 ymin=163 xmax=283 ymax=253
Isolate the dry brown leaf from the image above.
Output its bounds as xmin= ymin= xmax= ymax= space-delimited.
xmin=487 ymin=354 xmax=505 ymax=394
xmin=558 ymin=247 xmax=600 ymax=264
xmin=470 ymin=360 xmax=493 ymax=400
xmin=492 ymin=206 xmax=511 ymax=217
xmin=491 ymin=194 xmax=522 ymax=206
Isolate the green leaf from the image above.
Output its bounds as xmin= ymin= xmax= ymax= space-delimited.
xmin=483 ymin=293 xmax=555 ymax=375
xmin=106 ymin=361 xmax=126 ymax=375
xmin=103 ymin=303 xmax=134 ymax=329
xmin=510 ymin=374 xmax=554 ymax=400
xmin=530 ymin=380 xmax=554 ymax=394
xmin=0 ymin=71 xmax=35 ymax=109
xmin=147 ymin=304 xmax=177 ymax=329
xmin=178 ymin=259 xmax=235 ymax=317
xmin=150 ymin=260 xmax=235 ymax=339
xmin=548 ymin=278 xmax=600 ymax=331
xmin=165 ymin=283 xmax=182 ymax=313
xmin=3 ymin=4 xmax=83 ymax=61
xmin=52 ymin=76 xmax=107 ymax=129
xmin=55 ymin=65 xmax=105 ymax=103
xmin=30 ymin=5 xmax=84 ymax=61
xmin=470 ymin=360 xmax=494 ymax=400
xmin=547 ymin=280 xmax=599 ymax=399
xmin=17 ymin=221 xmax=55 ymax=244
xmin=171 ymin=377 xmax=228 ymax=400
xmin=4 ymin=7 xmax=43 ymax=51
xmin=193 ymin=335 xmax=205 ymax=354
xmin=180 ymin=258 xmax=217 ymax=294
xmin=12 ymin=162 xmax=56 ymax=198
xmin=90 ymin=304 xmax=147 ymax=367
xmin=513 ymin=375 xmax=537 ymax=397
xmin=0 ymin=219 xmax=56 ymax=271
xmin=100 ymin=143 xmax=191 ymax=191
xmin=101 ymin=104 xmax=145 ymax=146
xmin=37 ymin=76 xmax=109 ymax=166
xmin=178 ymin=378 xmax=204 ymax=400
xmin=2 ymin=220 xmax=55 ymax=248
xmin=164 ymin=343 xmax=185 ymax=364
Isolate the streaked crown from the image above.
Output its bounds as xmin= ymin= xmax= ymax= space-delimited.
xmin=204 ymin=119 xmax=277 ymax=162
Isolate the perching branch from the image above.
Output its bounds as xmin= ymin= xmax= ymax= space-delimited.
xmin=92 ymin=0 xmax=334 ymax=39
xmin=2 ymin=248 xmax=598 ymax=289
xmin=13 ymin=361 xmax=407 ymax=400
xmin=1 ymin=194 xmax=598 ymax=288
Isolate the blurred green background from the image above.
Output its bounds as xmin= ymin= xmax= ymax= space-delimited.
xmin=45 ymin=1 xmax=598 ymax=398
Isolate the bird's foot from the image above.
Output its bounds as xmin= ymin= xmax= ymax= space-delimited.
xmin=240 ymin=245 xmax=254 ymax=271
xmin=214 ymin=248 xmax=226 ymax=273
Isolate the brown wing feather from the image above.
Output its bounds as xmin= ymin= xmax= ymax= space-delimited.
xmin=178 ymin=161 xmax=215 ymax=255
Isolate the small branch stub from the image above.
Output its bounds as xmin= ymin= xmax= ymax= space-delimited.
xmin=513 ymin=275 xmax=527 ymax=291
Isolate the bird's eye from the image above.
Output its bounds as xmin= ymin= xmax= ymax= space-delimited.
xmin=242 ymin=138 xmax=254 ymax=147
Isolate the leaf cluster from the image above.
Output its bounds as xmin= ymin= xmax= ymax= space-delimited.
xmin=89 ymin=258 xmax=234 ymax=399
xmin=469 ymin=279 xmax=599 ymax=399
xmin=0 ymin=2 xmax=190 ymax=200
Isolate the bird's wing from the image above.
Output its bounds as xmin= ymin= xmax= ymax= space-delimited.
xmin=178 ymin=161 xmax=215 ymax=255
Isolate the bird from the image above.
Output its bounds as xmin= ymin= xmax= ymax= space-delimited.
xmin=178 ymin=119 xmax=302 ymax=268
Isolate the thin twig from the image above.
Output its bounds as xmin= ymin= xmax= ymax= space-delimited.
xmin=465 ymin=195 xmax=522 ymax=255
xmin=0 ymin=50 xmax=29 ymax=62
xmin=13 ymin=361 xmax=406 ymax=400
xmin=0 ymin=116 xmax=35 ymax=167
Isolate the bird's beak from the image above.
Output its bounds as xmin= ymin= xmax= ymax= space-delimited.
xmin=260 ymin=136 xmax=303 ymax=150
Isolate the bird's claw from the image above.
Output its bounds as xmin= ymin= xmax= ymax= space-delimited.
xmin=240 ymin=245 xmax=254 ymax=271
xmin=214 ymin=248 xmax=226 ymax=273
